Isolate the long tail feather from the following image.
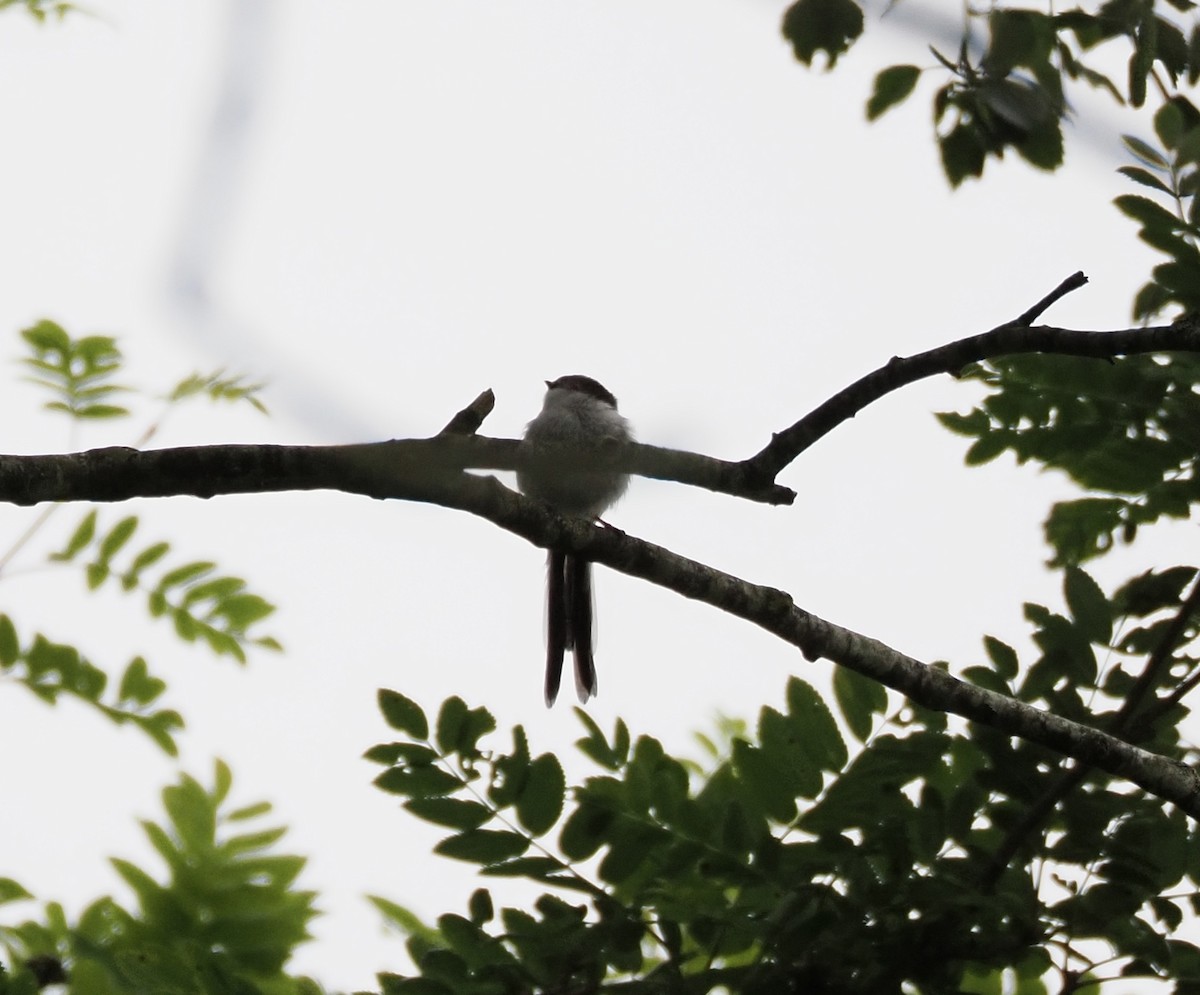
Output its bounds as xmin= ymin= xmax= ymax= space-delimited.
xmin=567 ymin=556 xmax=597 ymax=702
xmin=545 ymin=550 xmax=568 ymax=706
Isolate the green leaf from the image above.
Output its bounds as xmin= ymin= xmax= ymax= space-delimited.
xmin=128 ymin=541 xmax=170 ymax=579
xmin=0 ymin=877 xmax=33 ymax=904
xmin=940 ymin=123 xmax=986 ymax=187
xmin=52 ymin=509 xmax=97 ymax=561
xmin=21 ymin=318 xmax=70 ymax=353
xmin=117 ymin=656 xmax=166 ymax=705
xmin=515 ymin=753 xmax=565 ymax=835
xmin=436 ymin=696 xmax=468 ymax=753
xmin=867 ymin=65 xmax=920 ymax=120
xmin=434 ymin=829 xmax=530 ymax=865
xmin=375 ymin=764 xmax=460 ymax=799
xmin=75 ymin=403 xmax=130 ymax=419
xmin=984 ymin=9 xmax=1054 ymax=76
xmin=832 ymin=667 xmax=888 ymax=741
xmin=0 ymin=614 xmax=18 ymax=666
xmin=404 ymin=797 xmax=492 ymax=831
xmin=467 ymin=888 xmax=493 ymax=925
xmin=1123 ymin=134 xmax=1170 ymax=169
xmin=966 ymin=431 xmax=1011 ymax=466
xmin=1044 ymin=498 xmax=1128 ymax=566
xmin=157 ymin=561 xmax=215 ymax=589
xmin=1064 ymin=566 xmax=1113 ymax=644
xmin=781 ymin=0 xmax=864 ymax=69
xmin=733 ymin=739 xmax=797 ymax=822
xmin=98 ymin=516 xmax=138 ymax=563
xmin=983 ymin=635 xmax=1020 ymax=680
xmin=1118 ymin=164 xmax=1174 ymax=194
xmin=574 ymin=710 xmax=628 ymax=769
xmin=786 ymin=676 xmax=848 ymax=772
xmin=379 ymin=689 xmax=430 ymax=739
xmin=1114 ymin=567 xmax=1197 ymax=617
xmin=369 ymin=896 xmax=441 ymax=943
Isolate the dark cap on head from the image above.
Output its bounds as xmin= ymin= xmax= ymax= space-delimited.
xmin=546 ymin=375 xmax=618 ymax=408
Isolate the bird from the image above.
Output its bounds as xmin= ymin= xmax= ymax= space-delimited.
xmin=517 ymin=375 xmax=632 ymax=706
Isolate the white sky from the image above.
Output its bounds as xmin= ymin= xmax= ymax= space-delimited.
xmin=0 ymin=1 xmax=1181 ymax=991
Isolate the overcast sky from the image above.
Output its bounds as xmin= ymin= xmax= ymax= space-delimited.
xmin=0 ymin=2 xmax=1178 ymax=990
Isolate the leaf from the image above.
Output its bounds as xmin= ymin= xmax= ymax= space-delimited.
xmin=733 ymin=739 xmax=797 ymax=822
xmin=983 ymin=635 xmax=1020 ymax=680
xmin=52 ymin=509 xmax=97 ymax=561
xmin=940 ymin=123 xmax=986 ymax=187
xmin=1118 ymin=165 xmax=1174 ymax=194
xmin=781 ymin=0 xmax=864 ymax=69
xmin=379 ymin=689 xmax=429 ymax=739
xmin=404 ymin=797 xmax=492 ymax=831
xmin=574 ymin=710 xmax=627 ymax=769
xmin=515 ymin=753 xmax=566 ymax=835
xmin=985 ymin=9 xmax=1054 ymax=77
xmin=436 ymin=696 xmax=468 ymax=753
xmin=0 ymin=614 xmax=18 ymax=666
xmin=832 ymin=668 xmax=888 ymax=741
xmin=1113 ymin=567 xmax=1197 ymax=617
xmin=1064 ymin=566 xmax=1113 ymax=644
xmin=785 ymin=676 xmax=848 ymax=772
xmin=76 ymin=403 xmax=130 ymax=419
xmin=1044 ymin=498 xmax=1128 ymax=566
xmin=1123 ymin=134 xmax=1170 ymax=169
xmin=117 ymin=656 xmax=166 ymax=705
xmin=157 ymin=561 xmax=216 ymax=590
xmin=369 ymin=896 xmax=441 ymax=943
xmin=434 ymin=829 xmax=529 ymax=865
xmin=467 ymin=888 xmax=493 ymax=925
xmin=966 ymin=432 xmax=1011 ymax=466
xmin=0 ymin=877 xmax=33 ymax=904
xmin=98 ymin=516 xmax=138 ymax=563
xmin=128 ymin=541 xmax=170 ymax=579
xmin=374 ymin=764 xmax=460 ymax=799
xmin=867 ymin=65 xmax=920 ymax=121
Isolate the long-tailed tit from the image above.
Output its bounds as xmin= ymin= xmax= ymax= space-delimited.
xmin=517 ymin=375 xmax=632 ymax=706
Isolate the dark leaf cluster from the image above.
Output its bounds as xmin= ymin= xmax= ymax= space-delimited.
xmin=366 ymin=619 xmax=1200 ymax=995
xmin=787 ymin=1 xmax=1200 ymax=187
xmin=939 ymin=346 xmax=1200 ymax=566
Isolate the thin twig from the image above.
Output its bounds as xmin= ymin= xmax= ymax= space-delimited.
xmin=439 ymin=389 xmax=495 ymax=436
xmin=1013 ymin=271 xmax=1088 ymax=326
xmin=746 ymin=271 xmax=1095 ymax=479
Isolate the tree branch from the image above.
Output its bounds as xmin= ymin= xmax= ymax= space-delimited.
xmin=0 ymin=435 xmax=797 ymax=508
xmin=8 ymin=282 xmax=1200 ymax=809
xmin=423 ymin=475 xmax=1200 ymax=816
xmin=743 ymin=274 xmax=1200 ymax=480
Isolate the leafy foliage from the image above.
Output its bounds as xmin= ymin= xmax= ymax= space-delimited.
xmin=938 ymin=348 xmax=1200 ymax=566
xmin=789 ymin=2 xmax=1199 ymax=187
xmin=371 ymin=560 xmax=1200 ymax=993
xmin=2 ymin=323 xmax=294 ymax=986
xmin=780 ymin=0 xmax=863 ymax=69
xmin=0 ymin=763 xmax=320 ymax=995
xmin=8 ymin=5 xmax=1200 ymax=995
xmin=20 ymin=320 xmax=131 ymax=421
xmin=50 ymin=510 xmax=281 ymax=662
xmin=1112 ymin=99 xmax=1200 ymax=322
xmin=0 ymin=0 xmax=73 ymax=20
xmin=169 ymin=371 xmax=269 ymax=415
xmin=0 ymin=613 xmax=182 ymax=753
xmin=366 ymin=639 xmax=1200 ymax=995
